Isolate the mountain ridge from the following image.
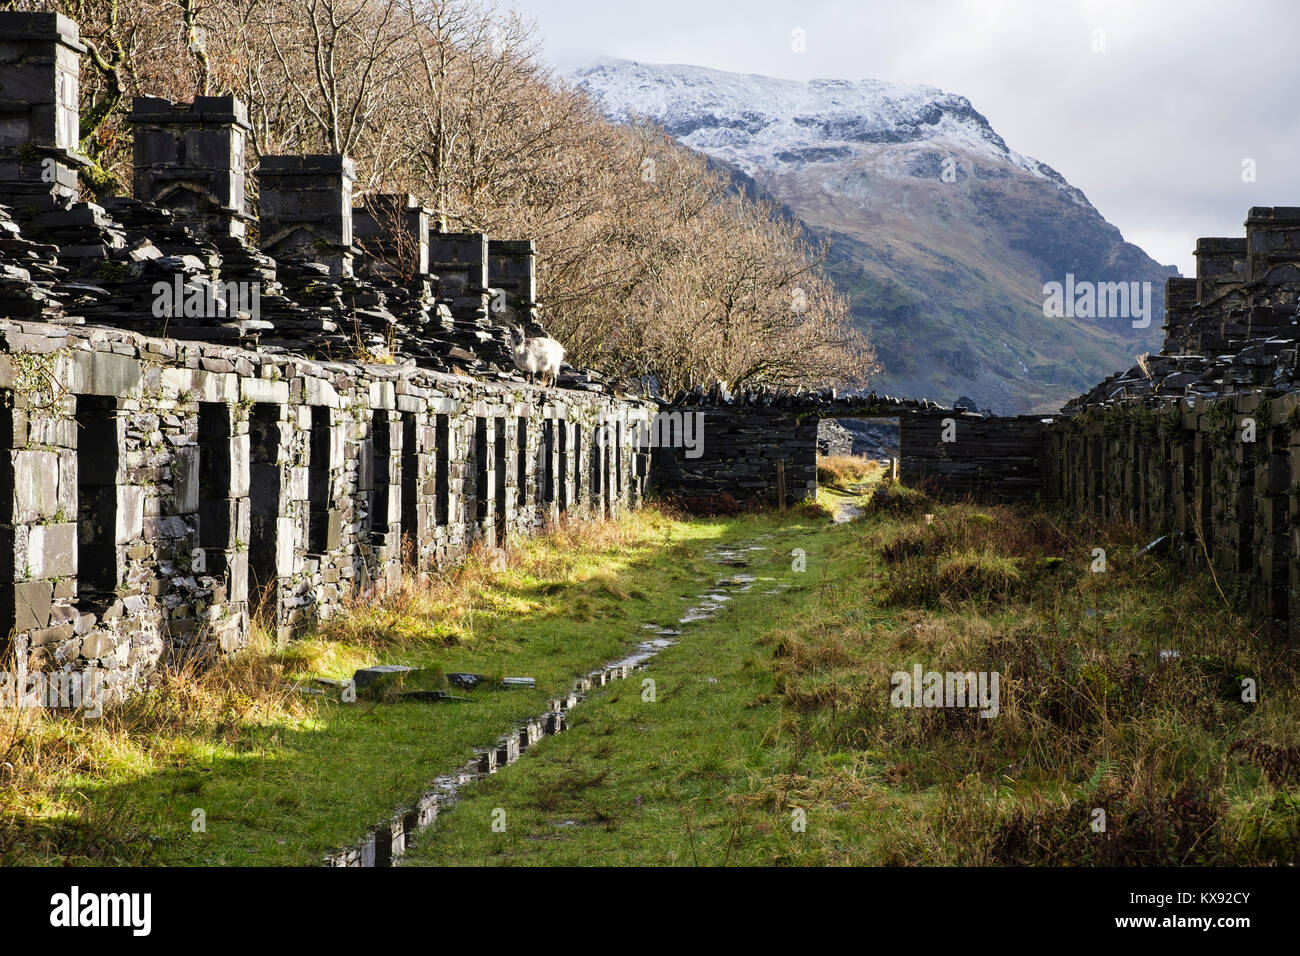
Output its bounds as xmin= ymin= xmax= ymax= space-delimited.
xmin=572 ymin=58 xmax=1178 ymax=413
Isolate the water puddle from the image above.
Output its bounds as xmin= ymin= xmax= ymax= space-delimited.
xmin=833 ymin=502 xmax=864 ymax=524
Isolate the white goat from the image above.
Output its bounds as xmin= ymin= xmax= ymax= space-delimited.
xmin=506 ymin=325 xmax=565 ymax=387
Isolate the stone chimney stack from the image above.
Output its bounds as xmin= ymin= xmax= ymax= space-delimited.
xmin=257 ymin=155 xmax=355 ymax=277
xmin=1159 ymin=276 xmax=1198 ymax=354
xmin=1194 ymin=237 xmax=1248 ymax=303
xmin=353 ymin=193 xmax=429 ymax=276
xmin=129 ymin=95 xmax=252 ymax=239
xmin=429 ymin=231 xmax=489 ymax=323
xmin=1244 ymin=207 xmax=1300 ymax=287
xmin=0 ymin=11 xmax=87 ymax=206
xmin=488 ymin=238 xmax=539 ymax=330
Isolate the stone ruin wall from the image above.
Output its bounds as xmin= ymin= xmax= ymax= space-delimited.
xmin=0 ymin=12 xmax=654 ymax=702
xmin=1044 ymin=390 xmax=1297 ymax=630
xmin=1045 ymin=207 xmax=1300 ymax=638
xmin=651 ymin=389 xmax=1049 ymax=507
xmin=0 ymin=325 xmax=652 ymax=701
xmin=650 ymin=402 xmax=818 ymax=506
xmin=898 ymin=412 xmax=1051 ymax=502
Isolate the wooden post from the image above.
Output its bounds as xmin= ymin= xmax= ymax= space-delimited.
xmin=776 ymin=459 xmax=786 ymax=511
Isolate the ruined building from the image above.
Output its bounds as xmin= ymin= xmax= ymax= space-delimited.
xmin=1045 ymin=206 xmax=1300 ymax=639
xmin=0 ymin=12 xmax=654 ymax=702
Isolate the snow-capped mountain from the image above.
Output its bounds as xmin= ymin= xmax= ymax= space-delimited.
xmin=576 ymin=59 xmax=1070 ymax=187
xmin=573 ymin=59 xmax=1177 ymax=414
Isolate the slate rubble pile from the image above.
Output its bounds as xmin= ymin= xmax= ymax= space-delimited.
xmin=0 ymin=63 xmax=613 ymax=390
xmin=0 ymin=203 xmax=68 ymax=322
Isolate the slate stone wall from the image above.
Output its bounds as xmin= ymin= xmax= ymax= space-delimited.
xmin=1043 ymin=393 xmax=1298 ymax=632
xmin=651 ymin=406 xmax=819 ymax=505
xmin=1047 ymin=205 xmax=1300 ymax=638
xmin=899 ymin=412 xmax=1052 ymax=502
xmin=0 ymin=320 xmax=652 ymax=703
xmin=646 ymin=390 xmax=1045 ymax=506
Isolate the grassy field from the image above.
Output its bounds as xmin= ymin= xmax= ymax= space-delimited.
xmin=3 ymin=466 xmax=1298 ymax=866
xmin=405 ymin=478 xmax=1300 ymax=866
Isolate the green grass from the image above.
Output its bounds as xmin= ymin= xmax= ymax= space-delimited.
xmin=403 ymin=490 xmax=1300 ymax=866
xmin=0 ymin=506 xmax=828 ymax=866
xmin=5 ymin=478 xmax=1298 ymax=866
xmin=402 ymin=515 xmax=828 ymax=865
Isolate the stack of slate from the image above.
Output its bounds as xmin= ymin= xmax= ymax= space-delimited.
xmin=0 ymin=168 xmax=615 ymax=392
xmin=251 ymin=257 xmax=353 ymax=356
xmin=20 ymin=200 xmax=127 ymax=266
xmin=0 ymin=203 xmax=67 ymax=322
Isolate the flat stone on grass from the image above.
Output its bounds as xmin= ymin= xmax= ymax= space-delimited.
xmin=353 ymin=664 xmax=419 ymax=691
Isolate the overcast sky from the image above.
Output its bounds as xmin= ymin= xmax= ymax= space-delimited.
xmin=510 ymin=0 xmax=1300 ymax=277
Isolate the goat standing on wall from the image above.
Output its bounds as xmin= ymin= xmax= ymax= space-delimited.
xmin=507 ymin=325 xmax=565 ymax=387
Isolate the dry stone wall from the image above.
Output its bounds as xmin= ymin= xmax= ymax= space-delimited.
xmin=651 ymin=403 xmax=819 ymax=505
xmin=898 ymin=412 xmax=1052 ymax=502
xmin=1046 ymin=389 xmax=1299 ymax=634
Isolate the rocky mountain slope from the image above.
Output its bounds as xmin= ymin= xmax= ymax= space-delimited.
xmin=573 ymin=59 xmax=1178 ymax=414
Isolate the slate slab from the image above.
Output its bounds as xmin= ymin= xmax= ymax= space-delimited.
xmin=353 ymin=664 xmax=418 ymax=690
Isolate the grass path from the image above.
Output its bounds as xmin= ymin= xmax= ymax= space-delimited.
xmin=401 ymin=493 xmax=871 ymax=866
xmin=404 ymin=481 xmax=1300 ymax=866
xmin=401 ymin=524 xmax=821 ymax=865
